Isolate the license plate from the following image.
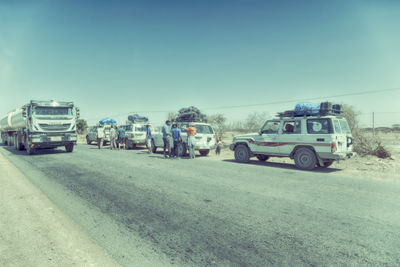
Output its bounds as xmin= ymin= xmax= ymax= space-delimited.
xmin=51 ymin=136 xmax=62 ymax=141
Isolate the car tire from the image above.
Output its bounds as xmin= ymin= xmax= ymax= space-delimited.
xmin=234 ymin=144 xmax=250 ymax=163
xmin=320 ymin=160 xmax=334 ymax=168
xmin=294 ymin=148 xmax=317 ymax=170
xmin=86 ymin=136 xmax=92 ymax=145
xmin=256 ymin=155 xmax=269 ymax=161
xmin=151 ymin=139 xmax=157 ymax=153
xmin=199 ymin=149 xmax=210 ymax=156
xmin=65 ymin=143 xmax=74 ymax=152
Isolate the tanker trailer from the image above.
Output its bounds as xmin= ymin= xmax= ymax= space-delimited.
xmin=0 ymin=100 xmax=80 ymax=155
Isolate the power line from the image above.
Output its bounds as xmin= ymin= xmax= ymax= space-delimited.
xmin=86 ymin=87 xmax=400 ymax=120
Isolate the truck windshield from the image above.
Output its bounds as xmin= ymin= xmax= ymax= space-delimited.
xmin=34 ymin=107 xmax=72 ymax=116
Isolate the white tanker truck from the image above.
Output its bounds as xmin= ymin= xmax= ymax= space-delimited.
xmin=0 ymin=100 xmax=80 ymax=154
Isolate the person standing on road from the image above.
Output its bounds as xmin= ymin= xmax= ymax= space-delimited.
xmin=96 ymin=125 xmax=105 ymax=149
xmin=171 ymin=124 xmax=182 ymax=158
xmin=110 ymin=125 xmax=117 ymax=150
xmin=145 ymin=124 xmax=152 ymax=154
xmin=186 ymin=124 xmax=197 ymax=159
xmin=117 ymin=126 xmax=126 ymax=150
xmin=162 ymin=120 xmax=172 ymax=158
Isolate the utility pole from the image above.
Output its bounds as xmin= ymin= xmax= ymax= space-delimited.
xmin=372 ymin=112 xmax=375 ymax=136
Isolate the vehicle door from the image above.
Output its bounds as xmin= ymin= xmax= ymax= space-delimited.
xmin=134 ymin=124 xmax=146 ymax=142
xmin=332 ymin=118 xmax=352 ymax=154
xmin=252 ymin=120 xmax=281 ymax=154
xmin=277 ymin=120 xmax=302 ymax=155
xmin=306 ymin=118 xmax=333 ymax=154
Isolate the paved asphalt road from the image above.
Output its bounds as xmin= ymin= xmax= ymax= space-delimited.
xmin=1 ymin=144 xmax=400 ymax=266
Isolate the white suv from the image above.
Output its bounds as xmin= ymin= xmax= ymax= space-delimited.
xmin=229 ymin=115 xmax=355 ymax=170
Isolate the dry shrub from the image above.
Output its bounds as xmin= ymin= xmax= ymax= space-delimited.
xmin=353 ymin=130 xmax=391 ymax=158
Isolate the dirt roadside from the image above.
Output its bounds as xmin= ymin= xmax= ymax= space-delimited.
xmin=0 ymin=153 xmax=119 ymax=266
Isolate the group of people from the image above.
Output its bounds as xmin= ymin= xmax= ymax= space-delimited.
xmin=95 ymin=124 xmax=126 ymax=150
xmin=94 ymin=120 xmax=221 ymax=158
xmin=161 ymin=120 xmax=197 ymax=159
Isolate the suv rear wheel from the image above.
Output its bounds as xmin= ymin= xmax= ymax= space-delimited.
xmin=256 ymin=155 xmax=269 ymax=162
xmin=320 ymin=160 xmax=334 ymax=168
xmin=294 ymin=148 xmax=317 ymax=170
xmin=199 ymin=149 xmax=210 ymax=156
xmin=235 ymin=145 xmax=250 ymax=163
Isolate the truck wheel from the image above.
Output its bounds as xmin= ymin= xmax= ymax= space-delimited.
xmin=151 ymin=139 xmax=157 ymax=153
xmin=86 ymin=136 xmax=92 ymax=145
xmin=256 ymin=155 xmax=269 ymax=161
xmin=294 ymin=148 xmax=317 ymax=170
xmin=320 ymin=160 xmax=334 ymax=168
xmin=25 ymin=141 xmax=35 ymax=155
xmin=234 ymin=145 xmax=250 ymax=163
xmin=199 ymin=149 xmax=210 ymax=156
xmin=65 ymin=143 xmax=74 ymax=152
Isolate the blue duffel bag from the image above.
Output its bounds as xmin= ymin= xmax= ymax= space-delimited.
xmin=294 ymin=102 xmax=320 ymax=116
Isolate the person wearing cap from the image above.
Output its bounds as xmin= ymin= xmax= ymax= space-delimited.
xmin=186 ymin=124 xmax=197 ymax=159
xmin=145 ymin=124 xmax=152 ymax=154
xmin=162 ymin=120 xmax=172 ymax=158
xmin=171 ymin=123 xmax=182 ymax=158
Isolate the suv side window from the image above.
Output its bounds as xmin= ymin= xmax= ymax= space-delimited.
xmin=307 ymin=119 xmax=333 ymax=134
xmin=282 ymin=121 xmax=301 ymax=134
xmin=261 ymin=121 xmax=280 ymax=134
xmin=333 ymin=120 xmax=342 ymax=133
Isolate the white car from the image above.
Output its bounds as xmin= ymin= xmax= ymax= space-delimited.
xmin=120 ymin=123 xmax=147 ymax=149
xmin=229 ymin=115 xmax=355 ymax=170
xmin=151 ymin=122 xmax=217 ymax=156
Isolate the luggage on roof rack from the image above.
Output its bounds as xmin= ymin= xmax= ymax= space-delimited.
xmin=278 ymin=102 xmax=343 ymax=118
xmin=128 ymin=114 xmax=149 ymax=123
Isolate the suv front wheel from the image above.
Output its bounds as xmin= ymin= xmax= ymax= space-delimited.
xmin=294 ymin=148 xmax=317 ymax=170
xmin=234 ymin=144 xmax=250 ymax=163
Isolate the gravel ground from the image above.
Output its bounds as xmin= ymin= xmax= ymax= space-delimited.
xmin=1 ymin=143 xmax=400 ymax=266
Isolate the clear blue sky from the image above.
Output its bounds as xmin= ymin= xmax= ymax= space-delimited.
xmin=1 ymin=0 xmax=399 ymax=127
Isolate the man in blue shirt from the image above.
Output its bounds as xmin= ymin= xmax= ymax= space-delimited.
xmin=162 ymin=120 xmax=172 ymax=158
xmin=171 ymin=123 xmax=182 ymax=158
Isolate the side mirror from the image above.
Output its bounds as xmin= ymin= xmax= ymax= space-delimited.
xmin=259 ymin=130 xmax=262 ymax=135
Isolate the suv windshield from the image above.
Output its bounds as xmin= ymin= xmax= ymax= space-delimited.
xmin=34 ymin=107 xmax=72 ymax=116
xmin=261 ymin=121 xmax=280 ymax=134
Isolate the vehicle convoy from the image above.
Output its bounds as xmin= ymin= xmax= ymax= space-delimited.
xmin=0 ymin=100 xmax=79 ymax=154
xmin=230 ymin=102 xmax=355 ymax=170
xmin=151 ymin=107 xmax=217 ymax=156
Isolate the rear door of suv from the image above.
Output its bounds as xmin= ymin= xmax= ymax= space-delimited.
xmin=332 ymin=118 xmax=352 ymax=155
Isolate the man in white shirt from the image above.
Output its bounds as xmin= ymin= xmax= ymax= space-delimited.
xmin=96 ymin=125 xmax=105 ymax=149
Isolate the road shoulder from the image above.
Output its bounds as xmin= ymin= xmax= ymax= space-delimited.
xmin=0 ymin=151 xmax=118 ymax=266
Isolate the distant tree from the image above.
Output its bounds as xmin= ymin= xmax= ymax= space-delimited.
xmin=244 ymin=112 xmax=269 ymax=132
xmin=207 ymin=113 xmax=227 ymax=140
xmin=76 ymin=119 xmax=88 ymax=134
xmin=392 ymin=124 xmax=400 ymax=129
xmin=167 ymin=112 xmax=177 ymax=122
xmin=342 ymin=104 xmax=360 ymax=132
